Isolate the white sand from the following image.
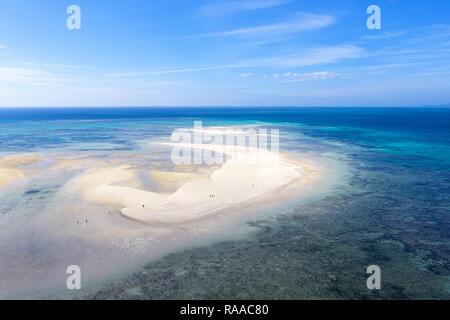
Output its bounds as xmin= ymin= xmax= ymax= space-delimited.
xmin=0 ymin=139 xmax=340 ymax=299
xmin=0 ymin=154 xmax=41 ymax=189
xmin=150 ymin=167 xmax=215 ymax=192
xmin=77 ymin=143 xmax=319 ymax=224
xmin=0 ymin=140 xmax=342 ymax=299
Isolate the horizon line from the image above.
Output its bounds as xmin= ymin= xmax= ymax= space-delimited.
xmin=0 ymin=105 xmax=449 ymax=109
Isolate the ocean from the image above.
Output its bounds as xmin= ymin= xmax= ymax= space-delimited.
xmin=0 ymin=107 xmax=449 ymax=299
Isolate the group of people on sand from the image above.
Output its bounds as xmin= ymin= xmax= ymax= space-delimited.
xmin=76 ymin=210 xmax=112 ymax=225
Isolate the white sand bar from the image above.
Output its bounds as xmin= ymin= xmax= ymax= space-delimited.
xmin=77 ymin=143 xmax=319 ymax=224
xmin=0 ymin=154 xmax=41 ymax=189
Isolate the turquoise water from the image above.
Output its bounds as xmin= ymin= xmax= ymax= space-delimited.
xmin=0 ymin=107 xmax=449 ymax=299
xmin=1 ymin=107 xmax=449 ymax=168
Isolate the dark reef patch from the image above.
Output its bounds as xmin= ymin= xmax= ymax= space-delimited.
xmin=84 ymin=152 xmax=450 ymax=300
xmin=24 ymin=189 xmax=40 ymax=195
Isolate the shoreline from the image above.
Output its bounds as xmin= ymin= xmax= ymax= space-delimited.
xmin=0 ymin=136 xmax=344 ymax=299
xmin=76 ymin=142 xmax=321 ymax=225
xmin=0 ymin=154 xmax=41 ymax=189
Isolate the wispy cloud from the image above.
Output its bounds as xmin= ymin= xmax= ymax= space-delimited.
xmin=186 ymin=12 xmax=335 ymax=38
xmin=24 ymin=62 xmax=95 ymax=71
xmin=199 ymin=0 xmax=290 ymax=17
xmin=249 ymin=45 xmax=365 ymax=68
xmin=278 ymin=71 xmax=342 ymax=83
xmin=360 ymin=31 xmax=408 ymax=40
xmin=0 ymin=45 xmax=7 ymax=49
xmin=107 ymin=64 xmax=243 ymax=78
xmin=107 ymin=45 xmax=364 ymax=78
xmin=240 ymin=73 xmax=252 ymax=77
xmin=0 ymin=67 xmax=76 ymax=86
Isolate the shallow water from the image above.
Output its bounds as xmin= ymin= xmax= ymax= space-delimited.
xmin=0 ymin=107 xmax=449 ymax=299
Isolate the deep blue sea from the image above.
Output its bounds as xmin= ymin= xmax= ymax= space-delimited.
xmin=0 ymin=107 xmax=449 ymax=299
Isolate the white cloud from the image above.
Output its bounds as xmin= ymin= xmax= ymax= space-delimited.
xmin=107 ymin=45 xmax=364 ymax=78
xmin=23 ymin=62 xmax=94 ymax=71
xmin=0 ymin=66 xmax=75 ymax=86
xmin=249 ymin=45 xmax=365 ymax=68
xmin=240 ymin=72 xmax=252 ymax=77
xmin=186 ymin=12 xmax=335 ymax=38
xmin=199 ymin=0 xmax=290 ymax=17
xmin=278 ymin=71 xmax=342 ymax=83
xmin=0 ymin=45 xmax=7 ymax=49
xmin=107 ymin=64 xmax=242 ymax=77
xmin=360 ymin=31 xmax=408 ymax=40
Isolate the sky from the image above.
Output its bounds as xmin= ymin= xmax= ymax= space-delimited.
xmin=0 ymin=0 xmax=449 ymax=107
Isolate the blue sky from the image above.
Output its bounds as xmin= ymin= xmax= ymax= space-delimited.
xmin=0 ymin=0 xmax=449 ymax=106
